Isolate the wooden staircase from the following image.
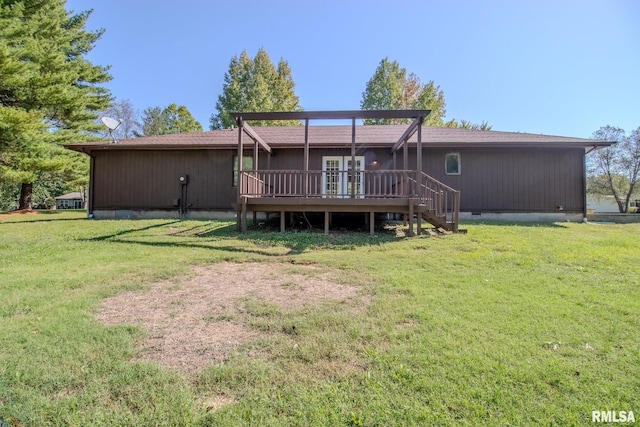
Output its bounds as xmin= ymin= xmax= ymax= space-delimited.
xmin=421 ymin=208 xmax=454 ymax=231
xmin=414 ymin=172 xmax=460 ymax=232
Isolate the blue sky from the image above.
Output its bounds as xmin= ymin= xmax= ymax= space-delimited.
xmin=65 ymin=0 xmax=639 ymax=138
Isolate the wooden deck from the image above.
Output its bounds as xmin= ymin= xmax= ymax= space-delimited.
xmin=236 ymin=170 xmax=460 ymax=235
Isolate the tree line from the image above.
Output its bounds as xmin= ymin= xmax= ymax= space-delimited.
xmin=0 ymin=1 xmax=636 ymax=211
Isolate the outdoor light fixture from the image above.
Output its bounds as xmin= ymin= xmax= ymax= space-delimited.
xmin=364 ymin=151 xmax=378 ymax=167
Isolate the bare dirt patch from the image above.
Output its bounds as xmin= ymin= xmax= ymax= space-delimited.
xmin=96 ymin=262 xmax=360 ymax=372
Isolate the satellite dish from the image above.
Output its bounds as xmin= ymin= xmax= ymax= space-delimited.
xmin=100 ymin=116 xmax=123 ymax=143
xmin=101 ymin=116 xmax=121 ymax=130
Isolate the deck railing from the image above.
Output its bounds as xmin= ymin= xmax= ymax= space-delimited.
xmin=239 ymin=169 xmax=460 ymax=230
xmin=240 ymin=170 xmax=424 ymax=199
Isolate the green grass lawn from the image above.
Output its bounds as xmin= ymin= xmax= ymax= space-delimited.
xmin=1 ymin=211 xmax=638 ymax=426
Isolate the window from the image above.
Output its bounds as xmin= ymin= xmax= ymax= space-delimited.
xmin=445 ymin=153 xmax=461 ymax=175
xmin=233 ymin=155 xmax=254 ymax=186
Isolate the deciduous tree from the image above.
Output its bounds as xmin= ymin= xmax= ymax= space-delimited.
xmin=360 ymin=57 xmax=446 ymax=126
xmin=97 ymin=98 xmax=140 ymax=140
xmin=443 ymin=119 xmax=493 ymax=130
xmin=210 ymin=48 xmax=302 ymax=129
xmin=361 ymin=57 xmax=492 ymax=129
xmin=135 ymin=104 xmax=202 ymax=136
xmin=0 ymin=0 xmax=111 ymax=210
xmin=588 ymin=126 xmax=640 ymax=212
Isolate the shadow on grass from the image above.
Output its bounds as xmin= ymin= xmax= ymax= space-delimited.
xmin=81 ymin=220 xmax=408 ymax=256
xmin=84 ymin=237 xmax=294 ymax=257
xmin=201 ymin=222 xmax=406 ymax=254
xmin=85 ymin=220 xmax=183 ymax=241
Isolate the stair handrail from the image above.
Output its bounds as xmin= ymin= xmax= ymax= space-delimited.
xmin=412 ymin=172 xmax=460 ymax=232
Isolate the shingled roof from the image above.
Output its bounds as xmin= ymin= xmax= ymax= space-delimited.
xmin=66 ymin=125 xmax=613 ymax=154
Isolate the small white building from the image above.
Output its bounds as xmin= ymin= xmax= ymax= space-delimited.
xmin=55 ymin=192 xmax=84 ymax=210
xmin=587 ymin=195 xmax=640 ymax=213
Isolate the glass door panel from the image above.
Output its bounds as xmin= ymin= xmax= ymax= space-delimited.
xmin=322 ymin=157 xmax=343 ymax=198
xmin=322 ymin=156 xmax=365 ymax=198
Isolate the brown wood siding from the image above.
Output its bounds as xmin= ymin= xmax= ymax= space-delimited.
xmin=417 ymin=148 xmax=585 ymax=212
xmin=92 ymin=150 xmax=239 ymax=210
xmin=90 ymin=146 xmax=585 ymax=213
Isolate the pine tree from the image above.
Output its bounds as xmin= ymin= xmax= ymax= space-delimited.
xmin=0 ymin=0 xmax=111 ymax=210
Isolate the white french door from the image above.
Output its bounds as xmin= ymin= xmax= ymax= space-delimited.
xmin=322 ymin=156 xmax=365 ymax=198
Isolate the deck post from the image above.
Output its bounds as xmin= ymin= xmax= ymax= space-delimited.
xmin=237 ymin=118 xmax=244 ymax=199
xmin=280 ymin=210 xmax=285 ymax=232
xmin=351 ymin=118 xmax=356 ymax=198
xmin=370 ymin=211 xmax=375 ymax=236
xmin=304 ymin=118 xmax=309 ymax=196
xmin=240 ymin=197 xmax=247 ymax=233
xmin=453 ymin=191 xmax=460 ymax=232
xmin=416 ymin=117 xmax=423 ymax=177
xmin=403 ymin=137 xmax=408 ymax=198
xmin=416 ymin=119 xmax=424 ymax=237
xmin=236 ymin=120 xmax=243 ymax=233
xmin=408 ymin=199 xmax=414 ymax=237
xmin=254 ymin=139 xmax=258 ymax=176
xmin=403 ymin=137 xmax=408 ymax=171
xmin=324 ymin=211 xmax=329 ymax=235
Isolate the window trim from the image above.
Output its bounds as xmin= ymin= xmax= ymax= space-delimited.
xmin=445 ymin=152 xmax=461 ymax=175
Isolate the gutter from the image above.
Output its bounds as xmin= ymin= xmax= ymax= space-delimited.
xmin=585 ymin=141 xmax=616 ymax=154
xmin=65 ymin=140 xmax=615 ymax=152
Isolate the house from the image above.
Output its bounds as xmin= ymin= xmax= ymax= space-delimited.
xmin=587 ymin=194 xmax=640 ymax=213
xmin=55 ymin=192 xmax=85 ymax=210
xmin=65 ymin=110 xmax=613 ymax=234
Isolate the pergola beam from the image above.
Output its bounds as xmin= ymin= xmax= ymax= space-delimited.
xmin=391 ymin=117 xmax=422 ymax=153
xmin=232 ymin=110 xmax=431 ymax=157
xmin=230 ymin=109 xmax=431 ymax=122
xmin=241 ymin=122 xmax=272 ymax=154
